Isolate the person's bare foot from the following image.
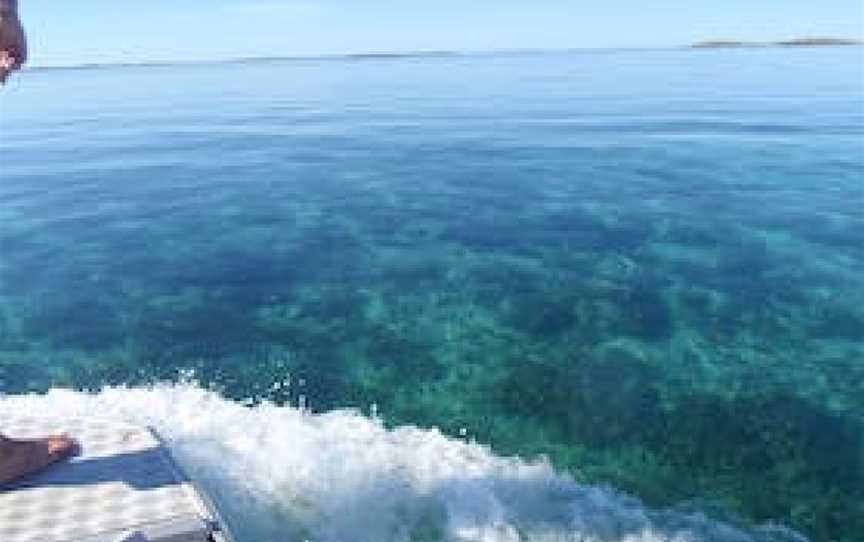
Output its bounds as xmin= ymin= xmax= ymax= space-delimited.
xmin=0 ymin=435 xmax=78 ymax=485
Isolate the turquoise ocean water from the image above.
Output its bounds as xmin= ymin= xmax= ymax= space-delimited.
xmin=1 ymin=48 xmax=863 ymax=542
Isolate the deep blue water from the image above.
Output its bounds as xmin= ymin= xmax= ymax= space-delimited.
xmin=1 ymin=48 xmax=863 ymax=541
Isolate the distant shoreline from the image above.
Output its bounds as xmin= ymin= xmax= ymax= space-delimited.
xmin=692 ymin=37 xmax=863 ymax=49
xmin=26 ymin=40 xmax=864 ymax=72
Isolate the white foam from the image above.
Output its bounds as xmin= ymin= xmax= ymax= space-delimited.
xmin=0 ymin=384 xmax=806 ymax=542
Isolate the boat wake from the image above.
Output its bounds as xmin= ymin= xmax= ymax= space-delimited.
xmin=0 ymin=384 xmax=807 ymax=542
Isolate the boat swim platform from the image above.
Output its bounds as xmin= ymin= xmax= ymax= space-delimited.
xmin=0 ymin=414 xmax=236 ymax=542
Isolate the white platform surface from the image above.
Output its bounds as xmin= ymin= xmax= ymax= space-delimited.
xmin=0 ymin=415 xmax=224 ymax=542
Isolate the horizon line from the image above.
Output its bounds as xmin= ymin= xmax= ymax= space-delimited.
xmin=25 ymin=46 xmax=669 ymax=71
xmin=26 ymin=38 xmax=864 ymax=72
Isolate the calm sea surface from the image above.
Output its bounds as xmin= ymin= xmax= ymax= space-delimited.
xmin=1 ymin=48 xmax=863 ymax=542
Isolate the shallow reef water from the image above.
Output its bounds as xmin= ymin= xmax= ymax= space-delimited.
xmin=1 ymin=48 xmax=863 ymax=541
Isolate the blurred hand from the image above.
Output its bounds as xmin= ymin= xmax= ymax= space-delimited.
xmin=0 ymin=8 xmax=27 ymax=84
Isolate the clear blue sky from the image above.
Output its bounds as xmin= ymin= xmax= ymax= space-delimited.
xmin=20 ymin=0 xmax=864 ymax=66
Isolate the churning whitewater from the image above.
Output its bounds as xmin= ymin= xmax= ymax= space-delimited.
xmin=1 ymin=384 xmax=805 ymax=542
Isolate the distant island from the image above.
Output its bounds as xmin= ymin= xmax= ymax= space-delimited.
xmin=776 ymin=38 xmax=863 ymax=46
xmin=692 ymin=37 xmax=863 ymax=49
